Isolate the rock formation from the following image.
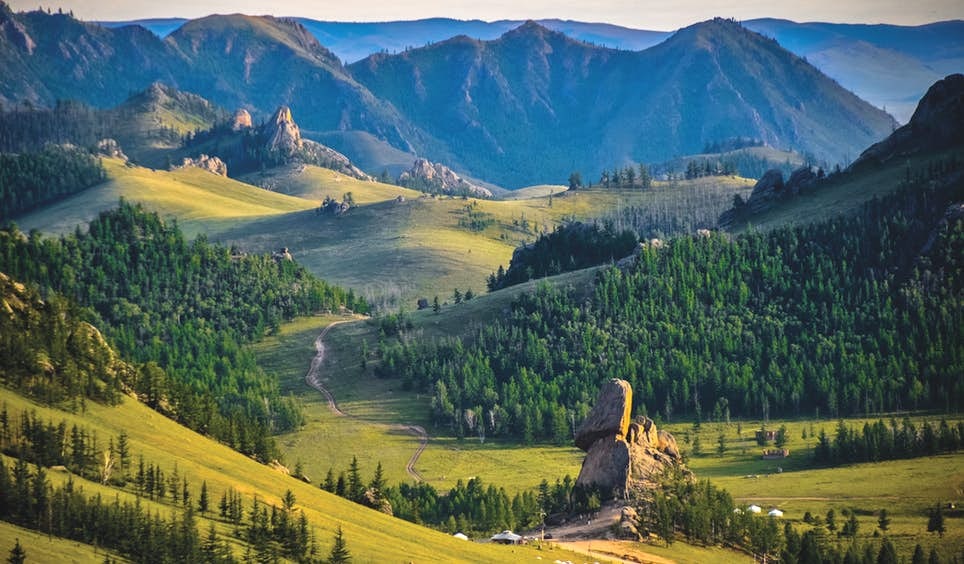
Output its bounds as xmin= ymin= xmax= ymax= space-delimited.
xmin=854 ymin=73 xmax=964 ymax=167
xmin=231 ymin=108 xmax=253 ymax=131
xmin=267 ymin=106 xmax=303 ymax=157
xmin=397 ymin=158 xmax=492 ymax=198
xmin=95 ymin=138 xmax=127 ymax=160
xmin=262 ymin=105 xmax=371 ymax=180
xmin=719 ymin=165 xmax=819 ymax=226
xmin=575 ymin=379 xmax=683 ymax=499
xmin=174 ymin=154 xmax=228 ymax=176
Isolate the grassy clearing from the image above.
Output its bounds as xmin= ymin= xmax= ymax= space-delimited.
xmin=663 ymin=416 xmax=964 ymax=556
xmin=0 ymin=387 xmax=594 ymax=563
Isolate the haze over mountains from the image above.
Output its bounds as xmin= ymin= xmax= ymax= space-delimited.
xmin=0 ymin=2 xmax=939 ymax=186
xmin=101 ymin=14 xmax=964 ymax=124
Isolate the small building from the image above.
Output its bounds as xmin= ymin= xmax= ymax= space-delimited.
xmin=490 ymin=530 xmax=524 ymax=545
xmin=762 ymin=448 xmax=790 ymax=459
xmin=769 ymin=509 xmax=784 ymax=518
xmin=748 ymin=505 xmax=763 ymax=514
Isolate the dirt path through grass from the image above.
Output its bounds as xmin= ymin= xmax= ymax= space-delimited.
xmin=305 ymin=320 xmax=429 ymax=482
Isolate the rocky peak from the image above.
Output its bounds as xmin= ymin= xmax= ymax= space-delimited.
xmin=397 ymin=158 xmax=492 ymax=197
xmin=231 ymin=108 xmax=252 ymax=131
xmin=266 ymin=105 xmax=303 ymax=156
xmin=574 ymin=379 xmax=683 ymax=499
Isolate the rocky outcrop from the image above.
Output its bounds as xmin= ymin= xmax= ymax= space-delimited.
xmin=575 ymin=379 xmax=683 ymax=499
xmin=719 ymin=165 xmax=818 ymax=227
xmin=854 ymin=74 xmax=964 ymax=167
xmin=397 ymin=158 xmax=492 ymax=198
xmin=174 ymin=154 xmax=227 ymax=176
xmin=262 ymin=105 xmax=371 ymax=180
xmin=95 ymin=138 xmax=127 ymax=160
xmin=231 ymin=108 xmax=253 ymax=131
xmin=575 ymin=379 xmax=633 ymax=450
xmin=267 ymin=106 xmax=303 ymax=157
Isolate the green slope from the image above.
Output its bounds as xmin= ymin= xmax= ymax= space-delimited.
xmin=0 ymin=387 xmax=590 ymax=562
xmin=14 ymin=158 xmax=317 ymax=237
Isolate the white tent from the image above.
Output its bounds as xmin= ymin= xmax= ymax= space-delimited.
xmin=490 ymin=530 xmax=523 ymax=544
xmin=768 ymin=509 xmax=784 ymax=517
xmin=748 ymin=505 xmax=763 ymax=514
xmin=453 ymin=532 xmax=469 ymax=541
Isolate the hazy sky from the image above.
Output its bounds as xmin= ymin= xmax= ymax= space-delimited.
xmin=7 ymin=0 xmax=962 ymax=29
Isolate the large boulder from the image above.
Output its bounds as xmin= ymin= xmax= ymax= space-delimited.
xmin=574 ymin=379 xmax=686 ymax=500
xmin=575 ymin=379 xmax=633 ymax=451
xmin=574 ymin=437 xmax=631 ymax=498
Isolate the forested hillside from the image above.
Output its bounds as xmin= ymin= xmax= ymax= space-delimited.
xmin=0 ymin=144 xmax=106 ymax=221
xmin=377 ymin=165 xmax=964 ymax=442
xmin=0 ymin=202 xmax=367 ymax=459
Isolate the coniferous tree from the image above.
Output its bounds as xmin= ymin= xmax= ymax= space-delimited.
xmin=328 ymin=526 xmax=350 ymax=564
xmin=7 ymin=539 xmax=25 ymax=564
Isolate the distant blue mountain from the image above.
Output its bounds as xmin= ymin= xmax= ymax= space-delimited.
xmin=97 ymin=15 xmax=963 ymax=122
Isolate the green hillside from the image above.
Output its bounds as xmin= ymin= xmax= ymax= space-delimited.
xmin=237 ymin=164 xmax=422 ymax=203
xmin=0 ymin=387 xmax=589 ymax=562
xmin=14 ymin=158 xmax=317 ymax=237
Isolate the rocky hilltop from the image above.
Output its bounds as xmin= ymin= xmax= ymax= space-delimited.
xmin=575 ymin=379 xmax=683 ymax=500
xmin=854 ymin=73 xmax=964 ymax=167
xmin=261 ymin=106 xmax=371 ymax=180
xmin=397 ymin=158 xmax=492 ymax=197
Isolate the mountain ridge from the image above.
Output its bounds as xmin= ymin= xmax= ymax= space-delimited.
xmin=0 ymin=6 xmax=899 ymax=186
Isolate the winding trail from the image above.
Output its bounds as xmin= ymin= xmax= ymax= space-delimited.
xmin=304 ymin=320 xmax=428 ymax=482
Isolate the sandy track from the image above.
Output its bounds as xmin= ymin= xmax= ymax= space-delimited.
xmin=304 ymin=320 xmax=429 ymax=482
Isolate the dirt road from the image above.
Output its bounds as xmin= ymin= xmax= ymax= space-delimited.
xmin=303 ymin=320 xmax=429 ymax=482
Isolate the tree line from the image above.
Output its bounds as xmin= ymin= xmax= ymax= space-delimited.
xmin=642 ymin=468 xmax=950 ymax=564
xmin=320 ymin=456 xmax=585 ymax=537
xmin=814 ymin=418 xmax=963 ymax=465
xmin=486 ymin=221 xmax=638 ymax=291
xmin=0 ymin=202 xmax=368 ymax=460
xmin=0 ymin=144 xmax=106 ymax=221
xmin=374 ymin=170 xmax=963 ymax=442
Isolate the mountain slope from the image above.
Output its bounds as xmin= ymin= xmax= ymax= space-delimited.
xmin=350 ymin=18 xmax=895 ymax=186
xmin=0 ymin=3 xmax=177 ymax=108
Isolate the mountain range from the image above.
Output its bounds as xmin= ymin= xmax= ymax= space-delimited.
xmin=99 ymin=15 xmax=964 ymax=124
xmin=0 ymin=3 xmax=904 ymax=186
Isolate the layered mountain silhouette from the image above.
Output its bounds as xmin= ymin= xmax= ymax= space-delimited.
xmin=0 ymin=5 xmax=897 ymax=187
xmin=350 ymin=19 xmax=895 ymax=185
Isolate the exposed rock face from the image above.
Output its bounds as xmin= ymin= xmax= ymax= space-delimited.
xmin=575 ymin=379 xmax=683 ymax=499
xmin=855 ymin=73 xmax=964 ymax=167
xmin=397 ymin=158 xmax=492 ymax=197
xmin=260 ymin=105 xmax=371 ymax=180
xmin=95 ymin=138 xmax=127 ymax=160
xmin=231 ymin=108 xmax=253 ymax=131
xmin=267 ymin=106 xmax=303 ymax=157
xmin=174 ymin=154 xmax=227 ymax=176
xmin=575 ymin=379 xmax=633 ymax=450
